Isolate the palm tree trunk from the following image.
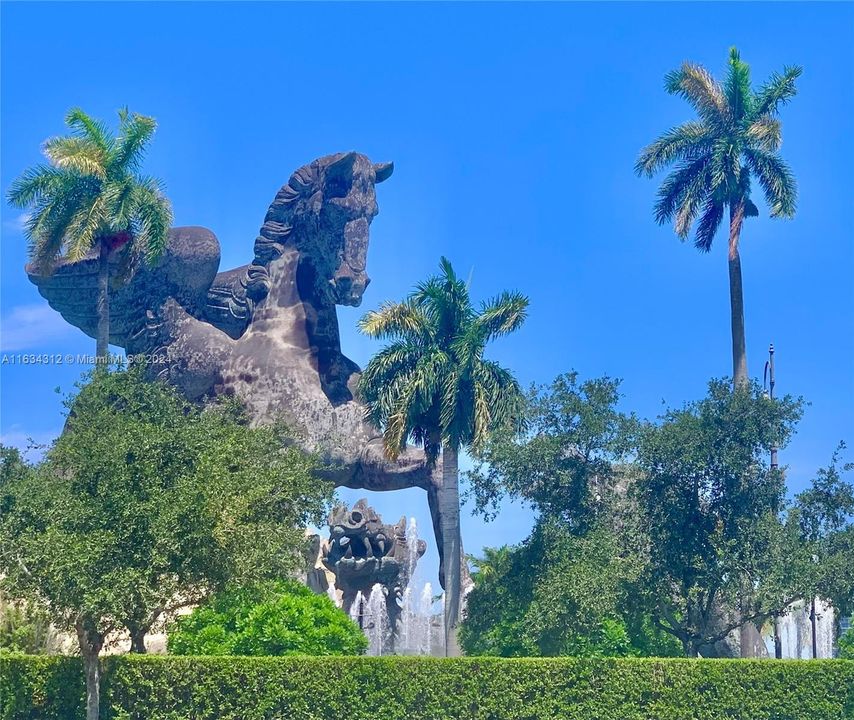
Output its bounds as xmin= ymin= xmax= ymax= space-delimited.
xmin=728 ymin=200 xmax=748 ymax=387
xmin=96 ymin=240 xmax=110 ymax=368
xmin=439 ymin=445 xmax=462 ymax=657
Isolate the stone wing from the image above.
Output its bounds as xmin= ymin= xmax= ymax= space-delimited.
xmin=26 ymin=226 xmax=223 ymax=353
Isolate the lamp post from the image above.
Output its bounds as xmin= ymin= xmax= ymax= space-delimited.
xmin=765 ymin=344 xmax=778 ymax=470
xmin=765 ymin=344 xmax=784 ymax=659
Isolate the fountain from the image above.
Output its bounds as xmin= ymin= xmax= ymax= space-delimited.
xmin=349 ymin=591 xmax=364 ymax=626
xmin=763 ymin=598 xmax=836 ymax=658
xmin=396 ymin=519 xmax=443 ymax=655
xmin=318 ymin=500 xmax=445 ymax=654
xmin=327 ymin=577 xmax=341 ymax=608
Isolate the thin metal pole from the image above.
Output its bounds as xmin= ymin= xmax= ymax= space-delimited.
xmin=769 ymin=344 xmax=778 ymax=470
xmin=766 ymin=343 xmax=784 ymax=658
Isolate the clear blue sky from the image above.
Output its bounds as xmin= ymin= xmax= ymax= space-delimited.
xmin=2 ymin=2 xmax=853 ymax=588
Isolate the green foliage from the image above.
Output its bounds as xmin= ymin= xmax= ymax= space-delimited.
xmin=0 ymin=591 xmax=54 ymax=656
xmin=462 ymin=372 xmax=675 ymax=658
xmin=460 ymin=522 xmax=674 ymax=658
xmin=2 ymin=655 xmax=853 ymax=720
xmin=7 ymin=107 xmax=172 ymax=270
xmin=793 ymin=446 xmax=854 ymax=618
xmin=636 ymin=48 xmax=801 ymax=250
xmin=634 ymin=379 xmax=805 ymax=654
xmin=467 ymin=371 xmax=637 ymax=527
xmin=0 ymin=366 xmax=332 ymax=644
xmin=358 ymin=256 xmax=528 ymax=459
xmin=168 ymin=580 xmax=367 ymax=656
xmin=839 ymin=624 xmax=854 ymax=660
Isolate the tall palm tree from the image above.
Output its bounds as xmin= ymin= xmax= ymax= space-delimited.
xmin=8 ymin=108 xmax=173 ymax=365
xmin=636 ymin=48 xmax=800 ymax=387
xmin=358 ymin=257 xmax=528 ymax=655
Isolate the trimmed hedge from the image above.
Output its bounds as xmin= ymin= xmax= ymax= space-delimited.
xmin=1 ymin=655 xmax=853 ymax=720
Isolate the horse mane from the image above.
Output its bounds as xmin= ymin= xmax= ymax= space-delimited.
xmin=203 ymin=159 xmax=324 ymax=338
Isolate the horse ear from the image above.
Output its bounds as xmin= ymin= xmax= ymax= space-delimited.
xmin=374 ymin=161 xmax=394 ymax=183
xmin=327 ymin=152 xmax=357 ymax=181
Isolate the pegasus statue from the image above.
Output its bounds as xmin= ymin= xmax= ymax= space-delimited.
xmin=28 ymin=152 xmax=458 ymax=587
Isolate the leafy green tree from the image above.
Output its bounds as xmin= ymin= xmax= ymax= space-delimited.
xmin=467 ymin=372 xmax=638 ymax=529
xmin=793 ymin=447 xmax=854 ymax=655
xmin=168 ymin=580 xmax=368 ymax=656
xmin=634 ymin=379 xmax=804 ymax=656
xmin=460 ymin=522 xmax=677 ymax=658
xmin=636 ymin=49 xmax=801 ymax=386
xmin=0 ymin=367 xmax=331 ymax=720
xmin=7 ymin=108 xmax=173 ymax=363
xmin=358 ymin=257 xmax=527 ymax=655
xmin=463 ymin=372 xmax=675 ymax=658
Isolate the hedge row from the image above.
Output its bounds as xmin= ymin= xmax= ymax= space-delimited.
xmin=2 ymin=655 xmax=853 ymax=720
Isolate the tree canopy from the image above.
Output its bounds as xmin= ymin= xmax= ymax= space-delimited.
xmin=636 ymin=48 xmax=800 ymax=250
xmin=7 ymin=107 xmax=172 ymax=271
xmin=0 ymin=367 xmax=333 ymax=719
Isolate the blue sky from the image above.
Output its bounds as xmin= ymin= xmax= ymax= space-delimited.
xmin=2 ymin=2 xmax=853 ymax=589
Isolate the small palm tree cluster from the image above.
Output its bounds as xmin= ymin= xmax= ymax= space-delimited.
xmin=637 ymin=48 xmax=801 ymax=385
xmin=8 ymin=108 xmax=173 ymax=361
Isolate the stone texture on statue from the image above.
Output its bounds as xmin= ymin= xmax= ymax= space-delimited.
xmin=322 ymin=499 xmax=426 ymax=640
xmin=26 ymin=152 xmax=458 ymax=586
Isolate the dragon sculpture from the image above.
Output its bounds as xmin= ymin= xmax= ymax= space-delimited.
xmin=322 ymin=499 xmax=426 ymax=632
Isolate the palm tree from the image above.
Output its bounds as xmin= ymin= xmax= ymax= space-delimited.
xmin=8 ymin=108 xmax=173 ymax=365
xmin=636 ymin=48 xmax=800 ymax=387
xmin=358 ymin=257 xmax=528 ymax=655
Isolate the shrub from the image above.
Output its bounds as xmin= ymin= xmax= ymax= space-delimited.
xmin=0 ymin=592 xmax=54 ymax=655
xmin=1 ymin=655 xmax=852 ymax=720
xmin=167 ymin=580 xmax=367 ymax=656
xmin=840 ymin=625 xmax=854 ymax=660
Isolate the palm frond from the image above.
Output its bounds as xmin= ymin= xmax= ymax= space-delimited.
xmin=653 ymin=154 xmax=712 ymax=229
xmin=673 ymin=160 xmax=718 ymax=239
xmin=724 ymin=47 xmax=753 ymax=124
xmin=475 ymin=291 xmax=529 ymax=341
xmin=64 ymin=108 xmax=113 ymax=155
xmin=744 ymin=196 xmax=759 ymax=218
xmin=63 ymin=195 xmax=107 ymax=261
xmin=634 ymin=122 xmax=714 ymax=178
xmin=744 ymin=149 xmax=797 ymax=218
xmin=42 ymin=136 xmax=107 ymax=178
xmin=745 ymin=116 xmax=782 ymax=152
xmin=360 ymin=256 xmax=524 ymax=458
xmin=112 ymin=112 xmax=157 ymax=173
xmin=415 ymin=267 xmax=472 ymax=341
xmin=475 ymin=360 xmax=525 ymax=433
xmin=359 ymin=300 xmax=429 ymax=340
xmin=103 ymin=179 xmax=137 ymax=230
xmin=7 ymin=165 xmax=69 ymax=207
xmin=709 ymin=140 xmax=742 ymax=198
xmin=26 ymin=196 xmax=77 ymax=271
xmin=752 ymin=66 xmax=802 ymax=117
xmin=693 ymin=198 xmax=725 ymax=252
xmin=665 ymin=62 xmax=729 ymax=127
xmin=359 ymin=341 xmax=422 ymax=395
xmin=129 ymin=176 xmax=173 ymax=261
